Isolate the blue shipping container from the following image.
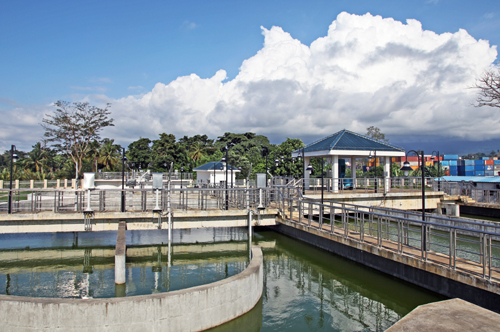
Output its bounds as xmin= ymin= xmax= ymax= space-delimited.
xmin=450 ymin=166 xmax=458 ymax=171
xmin=441 ymin=161 xmax=450 ymax=166
xmin=444 ymin=155 xmax=458 ymax=160
xmin=465 ymin=171 xmax=475 ymax=176
xmin=465 ymin=165 xmax=474 ymax=171
xmin=494 ymin=160 xmax=500 ymax=165
xmin=482 ymin=157 xmax=490 ymax=160
xmin=449 ymin=171 xmax=458 ymax=176
xmin=475 ymin=171 xmax=485 ymax=176
xmin=450 ymin=160 xmax=458 ymax=166
xmin=464 ymin=160 xmax=475 ymax=166
xmin=475 ymin=159 xmax=485 ymax=165
xmin=486 ymin=165 xmax=494 ymax=171
xmin=475 ymin=165 xmax=485 ymax=171
xmin=485 ymin=171 xmax=495 ymax=176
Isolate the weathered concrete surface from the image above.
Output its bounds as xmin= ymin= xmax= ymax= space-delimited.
xmin=0 ymin=246 xmax=264 ymax=331
xmin=460 ymin=203 xmax=500 ymax=219
xmin=387 ymin=298 xmax=500 ymax=331
xmin=114 ymin=222 xmax=126 ymax=284
xmin=304 ymin=191 xmax=444 ymax=211
xmin=273 ymin=219 xmax=500 ymax=313
xmin=0 ymin=209 xmax=277 ymax=233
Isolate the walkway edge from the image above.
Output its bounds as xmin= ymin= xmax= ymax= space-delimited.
xmin=272 ymin=220 xmax=500 ymax=313
xmin=0 ymin=246 xmax=264 ymax=331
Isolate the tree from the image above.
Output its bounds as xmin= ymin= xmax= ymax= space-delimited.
xmin=127 ymin=137 xmax=152 ymax=169
xmin=23 ymin=142 xmax=49 ymax=174
xmin=366 ymin=126 xmax=389 ymax=142
xmin=98 ymin=139 xmax=121 ymax=170
xmin=41 ymin=101 xmax=114 ymax=178
xmin=472 ymin=68 xmax=500 ymax=108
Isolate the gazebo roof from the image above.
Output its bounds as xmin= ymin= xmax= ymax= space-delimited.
xmin=292 ymin=129 xmax=405 ymax=158
xmin=193 ymin=161 xmax=240 ymax=172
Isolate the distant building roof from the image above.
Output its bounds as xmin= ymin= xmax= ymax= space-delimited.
xmin=439 ymin=176 xmax=500 ymax=183
xmin=292 ymin=129 xmax=405 ymax=158
xmin=193 ymin=161 xmax=239 ymax=172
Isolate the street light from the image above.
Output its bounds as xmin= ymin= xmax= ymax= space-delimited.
xmin=401 ymin=150 xmax=427 ymax=252
xmin=222 ymin=147 xmax=229 ymax=210
xmin=213 ymin=161 xmax=217 ymax=187
xmin=180 ymin=166 xmax=184 ymax=190
xmin=8 ymin=145 xmax=19 ymax=214
xmin=262 ymin=147 xmax=269 ymax=187
xmin=121 ymin=148 xmax=127 ymax=212
xmin=320 ymin=157 xmax=324 ymax=205
xmin=369 ymin=150 xmax=377 ymax=193
xmin=431 ymin=151 xmax=441 ymax=192
xmin=301 ymin=147 xmax=305 ymax=195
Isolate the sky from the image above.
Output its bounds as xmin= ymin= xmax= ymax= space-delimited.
xmin=1 ymin=0 xmax=500 ymax=154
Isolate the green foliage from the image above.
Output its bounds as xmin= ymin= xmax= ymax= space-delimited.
xmin=127 ymin=137 xmax=152 ymax=169
xmin=41 ymin=101 xmax=114 ymax=177
xmin=366 ymin=126 xmax=388 ymax=142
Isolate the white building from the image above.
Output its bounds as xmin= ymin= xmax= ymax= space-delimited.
xmin=193 ymin=161 xmax=240 ymax=186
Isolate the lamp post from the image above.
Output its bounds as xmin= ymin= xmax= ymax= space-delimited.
xmin=302 ymin=147 xmax=305 ymax=195
xmin=222 ymin=146 xmax=229 ymax=210
xmin=431 ymin=151 xmax=441 ymax=192
xmin=213 ymin=161 xmax=217 ymax=187
xmin=321 ymin=157 xmax=324 ymax=205
xmin=262 ymin=147 xmax=269 ymax=187
xmin=8 ymin=145 xmax=19 ymax=214
xmin=121 ymin=148 xmax=127 ymax=212
xmin=401 ymin=150 xmax=426 ymax=251
xmin=180 ymin=166 xmax=184 ymax=190
xmin=230 ymin=163 xmax=234 ymax=188
xmin=369 ymin=150 xmax=377 ymax=192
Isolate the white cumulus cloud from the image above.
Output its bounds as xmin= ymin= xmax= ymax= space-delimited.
xmin=106 ymin=12 xmax=497 ymax=144
xmin=3 ymin=12 xmax=498 ymax=152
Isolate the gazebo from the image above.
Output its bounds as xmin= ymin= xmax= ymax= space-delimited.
xmin=292 ymin=129 xmax=405 ymax=193
xmin=193 ymin=161 xmax=240 ymax=186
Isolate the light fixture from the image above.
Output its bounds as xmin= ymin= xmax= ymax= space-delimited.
xmin=400 ymin=161 xmax=413 ymax=176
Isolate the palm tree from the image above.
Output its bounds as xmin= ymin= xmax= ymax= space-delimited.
xmin=23 ymin=142 xmax=49 ymax=174
xmin=98 ymin=139 xmax=121 ymax=171
xmin=189 ymin=142 xmax=207 ymax=165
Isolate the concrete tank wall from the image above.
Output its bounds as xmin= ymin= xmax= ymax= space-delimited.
xmin=0 ymin=246 xmax=263 ymax=331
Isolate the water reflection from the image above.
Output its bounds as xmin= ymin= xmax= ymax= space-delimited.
xmin=211 ymin=230 xmax=444 ymax=332
xmin=0 ymin=228 xmax=250 ymax=298
xmin=0 ymin=228 xmax=444 ymax=331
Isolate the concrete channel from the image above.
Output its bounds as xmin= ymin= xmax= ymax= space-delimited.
xmin=0 ymin=246 xmax=263 ymax=331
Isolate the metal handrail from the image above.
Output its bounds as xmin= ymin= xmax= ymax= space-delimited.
xmin=273 ymin=186 xmax=500 ymax=281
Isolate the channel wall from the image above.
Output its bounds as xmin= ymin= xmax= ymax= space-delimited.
xmin=0 ymin=246 xmax=263 ymax=332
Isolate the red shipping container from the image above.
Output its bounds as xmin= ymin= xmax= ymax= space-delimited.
xmin=485 ymin=160 xmax=494 ymax=165
xmin=406 ymin=156 xmax=419 ymax=162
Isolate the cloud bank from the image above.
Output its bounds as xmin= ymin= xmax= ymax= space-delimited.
xmin=2 ymin=12 xmax=498 ymax=151
xmin=108 ymin=12 xmax=497 ymax=144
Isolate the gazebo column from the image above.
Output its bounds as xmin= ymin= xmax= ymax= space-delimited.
xmin=304 ymin=157 xmax=311 ymax=190
xmin=351 ymin=156 xmax=357 ymax=189
xmin=332 ymin=155 xmax=339 ymax=193
xmin=384 ymin=157 xmax=391 ymax=193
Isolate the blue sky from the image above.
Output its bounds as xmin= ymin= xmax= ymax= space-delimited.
xmin=1 ymin=0 xmax=500 ymax=153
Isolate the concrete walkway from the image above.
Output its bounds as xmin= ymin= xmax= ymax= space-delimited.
xmin=387 ymin=298 xmax=500 ymax=331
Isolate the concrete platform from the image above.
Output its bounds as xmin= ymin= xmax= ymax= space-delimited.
xmin=387 ymin=298 xmax=500 ymax=331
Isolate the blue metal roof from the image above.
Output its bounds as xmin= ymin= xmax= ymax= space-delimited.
xmin=439 ymin=176 xmax=500 ymax=183
xmin=293 ymin=129 xmax=405 ymax=153
xmin=193 ymin=161 xmax=239 ymax=171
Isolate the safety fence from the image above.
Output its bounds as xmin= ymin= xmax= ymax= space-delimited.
xmin=274 ymin=187 xmax=500 ymax=282
xmin=0 ymin=187 xmax=278 ymax=214
xmin=300 ymin=177 xmax=432 ymax=194
xmin=435 ymin=179 xmax=500 ymax=205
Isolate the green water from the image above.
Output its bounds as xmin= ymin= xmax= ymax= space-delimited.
xmin=211 ymin=230 xmax=444 ymax=332
xmin=0 ymin=228 xmax=444 ymax=331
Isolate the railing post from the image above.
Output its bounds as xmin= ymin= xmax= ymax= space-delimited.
xmin=483 ymin=234 xmax=487 ymax=279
